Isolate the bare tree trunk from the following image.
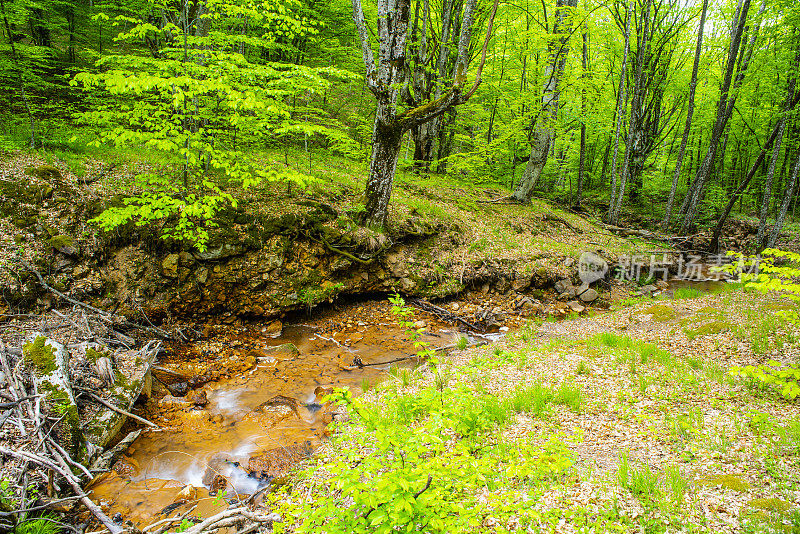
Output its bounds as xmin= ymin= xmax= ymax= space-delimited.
xmin=756 ymin=42 xmax=800 ymax=249
xmin=353 ymin=0 xmax=499 ymax=227
xmin=663 ymin=0 xmax=707 ymax=227
xmin=680 ymin=0 xmax=757 ymax=234
xmin=511 ymin=0 xmax=578 ymax=202
xmin=709 ymin=88 xmax=800 ymax=251
xmin=607 ymin=1 xmax=632 ymax=219
xmin=768 ymin=148 xmax=800 ymax=248
xmin=609 ymin=0 xmax=651 ymax=224
xmin=576 ymin=28 xmax=588 ymax=206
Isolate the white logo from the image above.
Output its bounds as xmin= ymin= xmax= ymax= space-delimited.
xmin=579 ymin=252 xmax=608 ymax=284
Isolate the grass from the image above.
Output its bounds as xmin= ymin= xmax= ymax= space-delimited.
xmin=673 ymin=287 xmax=704 ymax=299
xmin=504 ymin=383 xmax=555 ymax=418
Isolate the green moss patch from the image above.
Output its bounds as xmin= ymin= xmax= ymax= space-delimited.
xmin=698 ymin=474 xmax=751 ymax=492
xmin=747 ymin=498 xmax=791 ymax=514
xmin=48 ymin=234 xmax=74 ymax=250
xmin=23 ymin=336 xmax=57 ymax=374
xmin=684 ymin=321 xmax=731 ymax=340
xmin=644 ymin=304 xmax=677 ymax=322
xmin=25 ymin=165 xmax=62 ymax=180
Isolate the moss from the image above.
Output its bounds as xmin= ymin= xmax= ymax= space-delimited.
xmin=747 ymin=498 xmax=791 ymax=514
xmin=25 ymin=165 xmax=62 ymax=181
xmin=684 ymin=321 xmax=731 ymax=340
xmin=85 ymin=347 xmax=105 ymax=363
xmin=695 ymin=306 xmax=724 ymax=319
xmin=48 ymin=234 xmax=74 ymax=250
xmin=23 ymin=336 xmax=57 ymax=374
xmin=699 ymin=474 xmax=751 ymax=492
xmin=644 ymin=304 xmax=677 ymax=322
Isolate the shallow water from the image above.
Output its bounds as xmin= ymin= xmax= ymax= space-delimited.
xmin=88 ymin=313 xmax=458 ymax=527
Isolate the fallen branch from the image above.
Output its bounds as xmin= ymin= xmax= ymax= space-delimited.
xmin=78 ymin=389 xmax=160 ymax=429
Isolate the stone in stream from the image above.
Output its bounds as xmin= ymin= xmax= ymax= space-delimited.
xmin=247 ymin=442 xmax=314 ymax=480
xmin=259 ymin=343 xmax=300 ymax=361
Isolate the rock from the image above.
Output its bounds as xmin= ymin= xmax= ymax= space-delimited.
xmin=554 ymin=278 xmax=573 ymax=294
xmin=400 ymin=277 xmax=415 ymax=292
xmin=512 ymin=277 xmax=531 ymax=291
xmin=564 ymin=257 xmax=576 ymax=268
xmin=578 ymin=288 xmax=599 ymax=303
xmin=159 ymin=395 xmax=192 ymax=407
xmin=567 ymin=301 xmax=585 ymax=313
xmin=260 ymin=343 xmax=299 ymax=361
xmin=451 ymin=303 xmax=460 ymax=311
xmin=575 ymin=282 xmax=590 ymax=296
xmin=187 ymin=390 xmax=208 ymax=407
xmin=196 ymin=267 xmax=209 ymax=284
xmin=191 ymin=243 xmax=244 ymax=261
xmin=641 ymin=284 xmax=657 ymax=295
xmin=481 ymin=283 xmax=490 ymax=294
xmin=413 ymin=320 xmax=427 ymax=329
xmin=495 ymin=277 xmax=511 ymax=292
xmin=89 ymin=430 xmax=142 ymax=472
xmin=174 ymin=485 xmax=197 ymax=503
xmin=557 ymin=288 xmax=576 ymax=301
xmin=162 ymin=254 xmax=180 ymax=278
xmin=166 ymin=382 xmax=189 ymax=397
xmin=263 ymin=319 xmax=282 ymax=338
xmin=656 ymin=280 xmax=669 ymax=290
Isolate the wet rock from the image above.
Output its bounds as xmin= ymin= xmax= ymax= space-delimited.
xmin=166 ymin=382 xmax=189 ymax=397
xmin=260 ymin=343 xmax=299 ymax=361
xmin=255 ymin=395 xmax=301 ymax=417
xmin=159 ymin=395 xmax=192 ymax=407
xmin=187 ymin=390 xmax=208 ymax=407
xmin=263 ymin=320 xmax=283 ymax=338
xmin=174 ymin=485 xmax=197 ymax=503
xmin=579 ymin=288 xmax=599 ymax=303
xmin=247 ymin=443 xmax=313 ymax=480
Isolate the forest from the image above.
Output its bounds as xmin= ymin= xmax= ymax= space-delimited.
xmin=2 ymin=0 xmax=800 ymax=533
xmin=1 ymin=0 xmax=799 ymax=246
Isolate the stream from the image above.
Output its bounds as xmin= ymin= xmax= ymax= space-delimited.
xmin=87 ymin=300 xmax=482 ymax=527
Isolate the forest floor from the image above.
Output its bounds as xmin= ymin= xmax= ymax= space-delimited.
xmin=274 ymin=286 xmax=800 ymax=534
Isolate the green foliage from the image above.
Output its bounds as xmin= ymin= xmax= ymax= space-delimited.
xmin=730 ymin=361 xmax=800 ymax=400
xmin=15 ymin=515 xmax=62 ymax=534
xmin=70 ymin=0 xmax=356 ymax=249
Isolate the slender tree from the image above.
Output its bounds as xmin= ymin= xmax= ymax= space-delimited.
xmin=510 ymin=0 xmax=578 ymax=202
xmin=607 ymin=0 xmax=632 ymax=220
xmin=662 ymin=0 xmax=707 ymax=227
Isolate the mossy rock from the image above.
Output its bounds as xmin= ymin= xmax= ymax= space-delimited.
xmin=644 ymin=304 xmax=677 ymax=322
xmin=684 ymin=320 xmax=730 ymax=340
xmin=699 ymin=474 xmax=751 ymax=492
xmin=25 ymin=165 xmax=62 ymax=180
xmin=747 ymin=498 xmax=791 ymax=514
xmin=23 ymin=336 xmax=57 ymax=374
xmin=48 ymin=234 xmax=75 ymax=251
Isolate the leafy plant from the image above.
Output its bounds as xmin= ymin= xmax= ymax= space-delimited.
xmin=730 ymin=361 xmax=800 ymax=400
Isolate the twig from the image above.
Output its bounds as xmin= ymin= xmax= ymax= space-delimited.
xmin=77 ymin=389 xmax=160 ymax=429
xmin=0 ymin=495 xmax=81 ymax=517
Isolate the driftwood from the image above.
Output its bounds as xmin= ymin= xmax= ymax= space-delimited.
xmin=407 ymin=298 xmax=484 ymax=332
xmin=78 ymin=389 xmax=160 ymax=429
xmin=0 ymin=340 xmax=123 ymax=534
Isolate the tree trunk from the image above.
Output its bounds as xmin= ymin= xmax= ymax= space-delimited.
xmin=364 ymin=119 xmax=404 ymax=228
xmin=663 ymin=0 xmax=707 ymax=227
xmin=576 ymin=28 xmax=589 ymax=206
xmin=756 ymin=42 xmax=800 ymax=250
xmin=511 ymin=0 xmax=578 ymax=202
xmin=680 ymin=0 xmax=757 ymax=234
xmin=768 ymin=148 xmax=800 ymax=248
xmin=610 ymin=0 xmax=650 ymax=224
xmin=607 ymin=0 xmax=632 ymax=219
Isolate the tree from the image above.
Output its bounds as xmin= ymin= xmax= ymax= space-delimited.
xmin=679 ymin=0 xmax=759 ymax=234
xmin=607 ymin=0 xmax=632 ymax=221
xmin=510 ymin=0 xmax=578 ymax=203
xmin=74 ymin=0 xmax=344 ymax=249
xmin=352 ymin=0 xmax=499 ymax=228
xmin=662 ymin=0 xmax=707 ymax=227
